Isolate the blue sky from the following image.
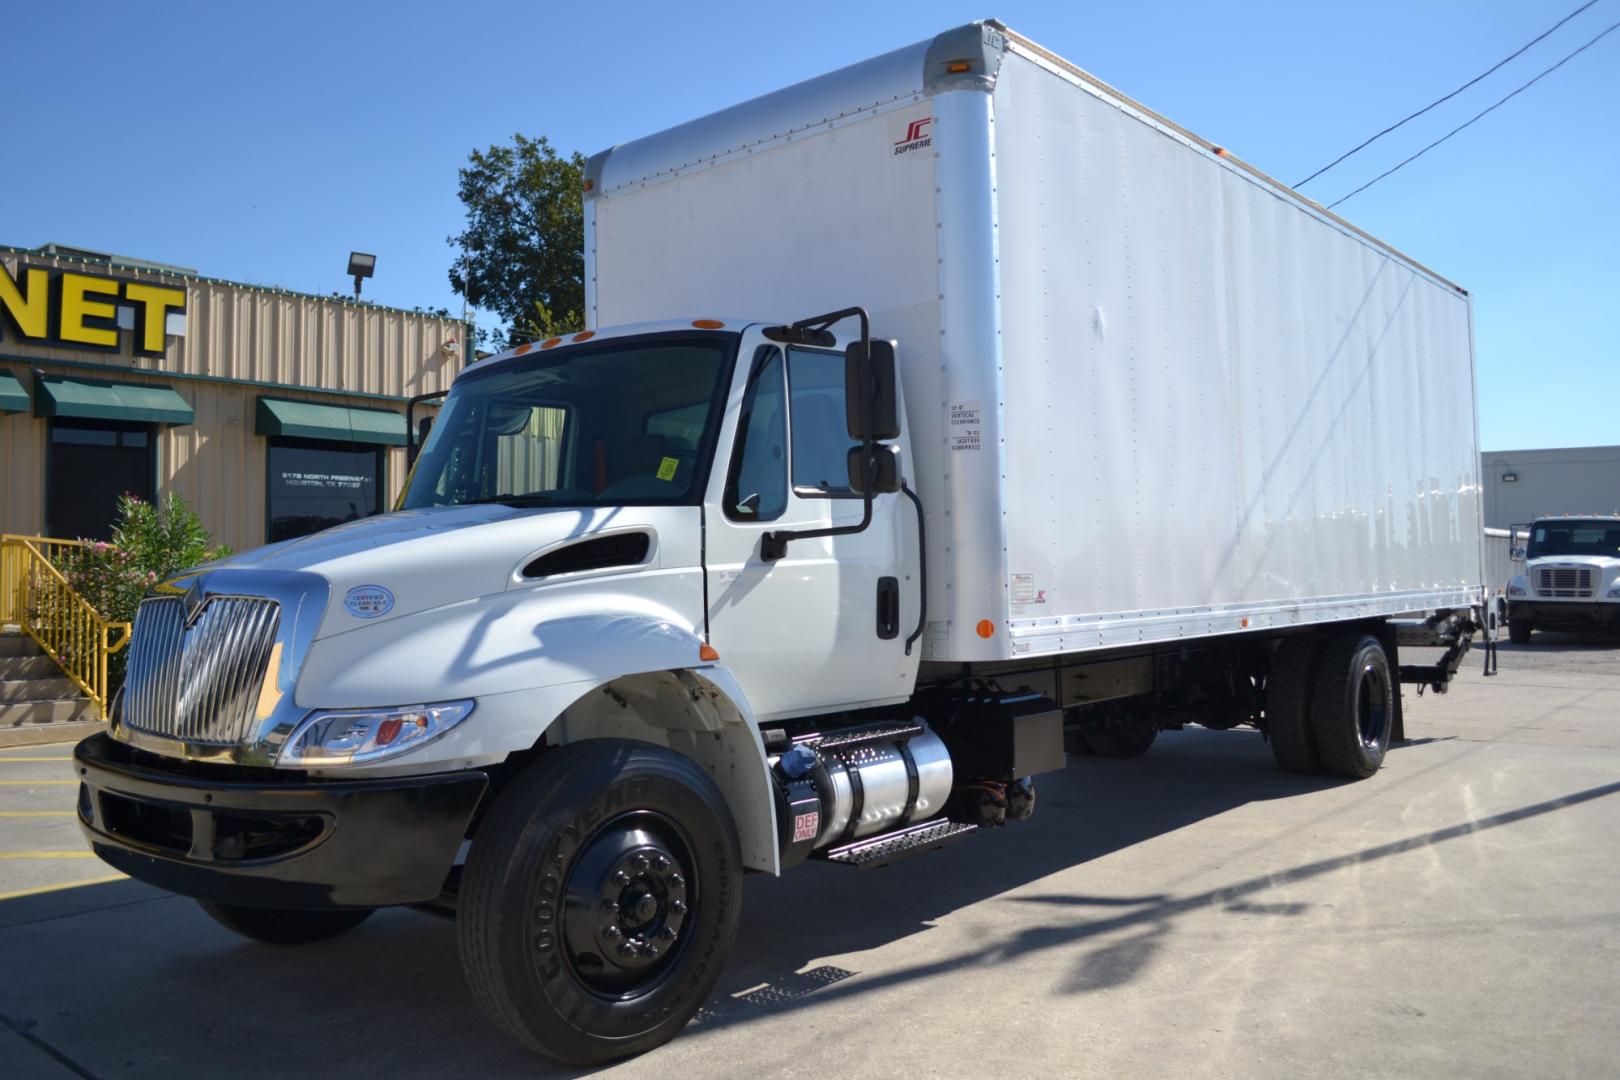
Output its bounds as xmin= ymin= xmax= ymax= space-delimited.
xmin=5 ymin=0 xmax=1615 ymax=450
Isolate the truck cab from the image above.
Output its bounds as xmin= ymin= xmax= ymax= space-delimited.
xmin=1506 ymin=516 xmax=1620 ymax=642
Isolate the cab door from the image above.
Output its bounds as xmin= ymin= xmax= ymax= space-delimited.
xmin=703 ymin=330 xmax=917 ymax=720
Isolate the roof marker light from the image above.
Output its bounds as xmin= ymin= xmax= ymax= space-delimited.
xmin=514 ymin=343 xmax=532 ymax=356
xmin=571 ymin=330 xmax=595 ymax=343
xmin=692 ymin=319 xmax=725 ymax=329
xmin=540 ymin=337 xmax=562 ymax=349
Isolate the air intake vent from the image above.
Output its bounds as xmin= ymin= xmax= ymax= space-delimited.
xmin=523 ymin=533 xmax=651 ymax=579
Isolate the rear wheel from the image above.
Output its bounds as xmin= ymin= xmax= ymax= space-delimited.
xmin=457 ymin=740 xmax=742 ymax=1066
xmin=198 ymin=901 xmax=374 ymax=945
xmin=1266 ymin=636 xmax=1321 ymax=774
xmin=1310 ymin=633 xmax=1394 ymax=779
xmin=1078 ymin=713 xmax=1158 ymax=758
xmin=1508 ymin=618 xmax=1533 ymax=645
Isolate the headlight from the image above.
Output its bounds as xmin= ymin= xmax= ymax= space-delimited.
xmin=1608 ymin=584 xmax=1620 ymax=599
xmin=278 ymin=700 xmax=474 ymax=767
xmin=1508 ymin=585 xmax=1526 ymax=597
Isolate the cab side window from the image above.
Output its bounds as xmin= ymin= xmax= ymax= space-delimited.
xmin=787 ymin=347 xmax=859 ymax=496
xmin=725 ymin=348 xmax=788 ymax=521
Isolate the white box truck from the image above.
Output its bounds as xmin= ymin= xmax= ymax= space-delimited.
xmin=1505 ymin=515 xmax=1620 ymax=641
xmin=75 ymin=20 xmax=1493 ymax=1065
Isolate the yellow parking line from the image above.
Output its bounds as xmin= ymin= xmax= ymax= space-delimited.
xmin=0 ymin=811 xmax=74 ymax=817
xmin=0 ymin=851 xmax=95 ymax=858
xmin=0 ymin=874 xmax=125 ymax=902
xmin=0 ymin=779 xmax=76 ymax=785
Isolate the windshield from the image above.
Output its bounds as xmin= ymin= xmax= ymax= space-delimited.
xmin=402 ymin=334 xmax=736 ymax=509
xmin=1526 ymin=521 xmax=1620 ymax=559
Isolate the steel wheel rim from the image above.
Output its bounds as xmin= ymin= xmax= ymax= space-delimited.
xmin=559 ymin=810 xmax=696 ymax=998
xmin=1356 ymin=661 xmax=1390 ymax=749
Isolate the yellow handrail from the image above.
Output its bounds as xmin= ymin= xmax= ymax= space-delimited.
xmin=0 ymin=534 xmax=132 ymax=721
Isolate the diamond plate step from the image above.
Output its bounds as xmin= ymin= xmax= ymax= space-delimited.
xmin=819 ymin=819 xmax=978 ymax=870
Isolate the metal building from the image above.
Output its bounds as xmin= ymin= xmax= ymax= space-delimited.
xmin=1481 ymin=445 xmax=1620 ymax=530
xmin=1 ymin=244 xmax=466 ymax=551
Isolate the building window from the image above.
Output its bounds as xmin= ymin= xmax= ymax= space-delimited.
xmin=266 ymin=438 xmax=384 ymax=543
xmin=46 ymin=420 xmax=155 ymax=540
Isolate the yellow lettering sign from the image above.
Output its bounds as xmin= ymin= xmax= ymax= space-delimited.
xmin=57 ymin=273 xmax=121 ymax=349
xmin=0 ymin=265 xmax=50 ymax=340
xmin=122 ymin=281 xmax=187 ymax=356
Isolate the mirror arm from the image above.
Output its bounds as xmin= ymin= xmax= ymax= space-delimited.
xmin=763 ymin=307 xmax=876 ymax=562
xmin=406 ymin=390 xmax=447 ymax=467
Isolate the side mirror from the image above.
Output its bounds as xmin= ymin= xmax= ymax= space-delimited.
xmin=408 ymin=415 xmax=433 ymax=466
xmin=1509 ymin=547 xmax=1525 ymax=562
xmin=844 ymin=339 xmax=900 ymax=441
xmin=847 ymin=444 xmax=901 ymax=495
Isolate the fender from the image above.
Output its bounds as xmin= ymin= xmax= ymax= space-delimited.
xmin=296 ymin=599 xmax=781 ymax=873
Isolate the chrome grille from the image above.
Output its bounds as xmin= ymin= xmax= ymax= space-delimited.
xmin=1536 ymin=567 xmax=1593 ymax=598
xmin=122 ymin=596 xmax=281 ymax=745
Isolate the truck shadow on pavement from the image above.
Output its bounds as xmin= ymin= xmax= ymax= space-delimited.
xmin=3 ymin=729 xmax=1616 ymax=1078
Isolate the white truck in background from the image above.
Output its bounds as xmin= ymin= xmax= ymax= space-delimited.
xmin=1506 ymin=516 xmax=1620 ymax=641
xmin=75 ymin=20 xmax=1493 ymax=1065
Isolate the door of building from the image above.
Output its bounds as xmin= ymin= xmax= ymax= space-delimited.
xmin=46 ymin=420 xmax=155 ymax=540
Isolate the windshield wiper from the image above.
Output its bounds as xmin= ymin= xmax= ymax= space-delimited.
xmin=461 ymin=493 xmax=559 ymax=507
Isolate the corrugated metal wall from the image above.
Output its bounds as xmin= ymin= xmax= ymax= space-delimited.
xmin=0 ymin=247 xmax=464 ymax=398
xmin=0 ymin=246 xmax=464 ymax=552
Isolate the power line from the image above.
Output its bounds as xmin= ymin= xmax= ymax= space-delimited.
xmin=1328 ymin=18 xmax=1620 ymax=209
xmin=1295 ymin=0 xmax=1603 ymax=188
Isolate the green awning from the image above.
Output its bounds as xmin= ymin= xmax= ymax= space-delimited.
xmin=255 ymin=396 xmax=406 ymax=446
xmin=33 ymin=375 xmax=194 ymax=425
xmin=0 ymin=371 xmax=26 ymax=414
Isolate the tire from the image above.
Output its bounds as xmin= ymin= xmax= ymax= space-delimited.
xmin=1266 ymin=636 xmax=1321 ymax=774
xmin=1082 ymin=719 xmax=1158 ymax=758
xmin=457 ymin=740 xmax=743 ymax=1066
xmin=198 ymin=901 xmax=374 ymax=945
xmin=1309 ymin=633 xmax=1394 ymax=780
xmin=1508 ymin=618 xmax=1533 ymax=645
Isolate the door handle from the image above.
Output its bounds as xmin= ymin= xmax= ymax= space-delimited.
xmin=876 ymin=576 xmax=900 ymax=640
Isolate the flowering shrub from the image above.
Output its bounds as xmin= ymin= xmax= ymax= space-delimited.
xmin=57 ymin=493 xmax=230 ymax=695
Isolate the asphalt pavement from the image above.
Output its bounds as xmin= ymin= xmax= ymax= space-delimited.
xmin=3 ymin=632 xmax=1617 ymax=1079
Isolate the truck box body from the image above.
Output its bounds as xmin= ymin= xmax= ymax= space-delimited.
xmin=586 ymin=23 xmax=1485 ymax=664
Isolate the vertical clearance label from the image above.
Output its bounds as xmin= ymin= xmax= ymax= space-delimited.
xmin=949 ymin=402 xmax=982 ymax=452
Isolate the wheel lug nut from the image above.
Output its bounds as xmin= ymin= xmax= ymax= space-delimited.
xmin=603 ymin=925 xmax=622 ymax=940
xmin=612 ymin=870 xmax=630 ymax=886
xmin=659 ymin=926 xmax=677 ymax=941
xmin=644 ymin=945 xmax=660 ymax=959
xmin=618 ymin=942 xmax=637 ymax=958
xmin=670 ymin=899 xmax=687 ymax=915
xmin=669 ymin=874 xmax=684 ymax=889
xmin=633 ymin=853 xmax=649 ymax=871
xmin=602 ymin=899 xmax=619 ymax=913
xmin=653 ymin=855 xmax=671 ymax=872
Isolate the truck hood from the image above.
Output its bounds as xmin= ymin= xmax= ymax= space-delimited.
xmin=210 ymin=504 xmax=686 ymax=638
xmin=1526 ymin=555 xmax=1620 ymax=570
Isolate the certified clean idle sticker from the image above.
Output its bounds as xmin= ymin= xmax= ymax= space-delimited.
xmin=343 ymin=585 xmax=395 ymax=618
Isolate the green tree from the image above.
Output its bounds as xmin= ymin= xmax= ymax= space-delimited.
xmin=448 ymin=134 xmax=586 ymax=346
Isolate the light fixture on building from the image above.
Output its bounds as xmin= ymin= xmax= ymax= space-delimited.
xmin=1501 ymin=471 xmax=1518 ymax=483
xmin=348 ymin=252 xmax=376 ymax=298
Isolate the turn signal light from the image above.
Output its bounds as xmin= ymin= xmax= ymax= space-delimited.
xmin=976 ymin=619 xmax=995 ymax=639
xmin=700 ymin=643 xmax=720 ymax=662
xmin=946 ymin=61 xmax=972 ymax=73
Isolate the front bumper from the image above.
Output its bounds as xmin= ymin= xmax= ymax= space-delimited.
xmin=1508 ymin=600 xmax=1620 ymax=629
xmin=74 ymin=733 xmax=487 ymax=910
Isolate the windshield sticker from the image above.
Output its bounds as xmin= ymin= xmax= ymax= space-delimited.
xmin=656 ymin=456 xmax=679 ymax=481
xmin=344 ymin=585 xmax=395 ymax=619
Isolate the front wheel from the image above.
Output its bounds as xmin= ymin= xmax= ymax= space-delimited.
xmin=457 ymin=740 xmax=743 ymax=1066
xmin=1508 ymin=618 xmax=1533 ymax=645
xmin=198 ymin=901 xmax=374 ymax=944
